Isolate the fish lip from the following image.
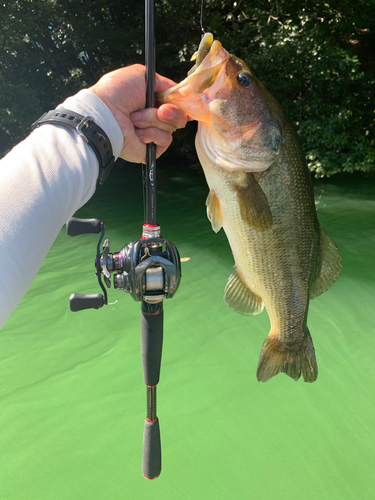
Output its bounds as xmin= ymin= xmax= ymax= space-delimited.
xmin=155 ymin=35 xmax=229 ymax=114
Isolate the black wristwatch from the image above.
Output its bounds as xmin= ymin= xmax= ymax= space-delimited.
xmin=31 ymin=109 xmax=115 ymax=184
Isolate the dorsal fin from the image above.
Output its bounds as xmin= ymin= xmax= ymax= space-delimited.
xmin=310 ymin=228 xmax=342 ymax=299
xmin=224 ymin=269 xmax=264 ymax=316
xmin=206 ymin=189 xmax=223 ymax=233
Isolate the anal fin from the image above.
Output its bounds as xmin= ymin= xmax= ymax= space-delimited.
xmin=224 ymin=269 xmax=263 ymax=316
xmin=310 ymin=228 xmax=341 ymax=299
xmin=206 ymin=190 xmax=223 ymax=233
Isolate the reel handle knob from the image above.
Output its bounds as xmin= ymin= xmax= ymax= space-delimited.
xmin=69 ymin=293 xmax=105 ymax=311
xmin=66 ymin=218 xmax=102 ymax=236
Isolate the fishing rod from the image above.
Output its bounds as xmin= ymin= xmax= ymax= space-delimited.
xmin=66 ymin=0 xmax=181 ymax=479
xmin=141 ymin=0 xmax=164 ymax=480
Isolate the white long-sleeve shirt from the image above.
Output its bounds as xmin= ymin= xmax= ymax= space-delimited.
xmin=0 ymin=90 xmax=124 ymax=329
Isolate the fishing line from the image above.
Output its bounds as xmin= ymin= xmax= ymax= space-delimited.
xmin=200 ymin=0 xmax=205 ymax=34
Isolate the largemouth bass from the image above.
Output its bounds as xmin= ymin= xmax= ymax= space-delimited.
xmin=158 ymin=34 xmax=341 ymax=382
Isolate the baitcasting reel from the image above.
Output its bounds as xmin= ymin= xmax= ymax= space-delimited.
xmin=66 ymin=217 xmax=181 ymax=311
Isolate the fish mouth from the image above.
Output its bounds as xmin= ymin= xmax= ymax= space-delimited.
xmin=156 ymin=33 xmax=229 ymax=121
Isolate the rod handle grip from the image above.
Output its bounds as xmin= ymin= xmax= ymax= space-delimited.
xmin=142 ymin=418 xmax=161 ymax=479
xmin=141 ymin=304 xmax=163 ymax=386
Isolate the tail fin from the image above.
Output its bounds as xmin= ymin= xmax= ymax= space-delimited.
xmin=256 ymin=331 xmax=318 ymax=383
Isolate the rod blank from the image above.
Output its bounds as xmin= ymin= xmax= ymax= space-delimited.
xmin=144 ymin=0 xmax=157 ymax=225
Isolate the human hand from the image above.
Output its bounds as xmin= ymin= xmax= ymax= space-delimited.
xmin=89 ymin=64 xmax=187 ymax=163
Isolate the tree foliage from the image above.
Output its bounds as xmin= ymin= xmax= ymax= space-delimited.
xmin=0 ymin=0 xmax=145 ymax=153
xmin=1 ymin=0 xmax=374 ymax=176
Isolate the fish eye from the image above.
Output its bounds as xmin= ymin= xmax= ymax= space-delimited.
xmin=237 ymin=72 xmax=252 ymax=88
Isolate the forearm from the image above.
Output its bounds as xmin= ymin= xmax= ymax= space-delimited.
xmin=0 ymin=90 xmax=123 ymax=328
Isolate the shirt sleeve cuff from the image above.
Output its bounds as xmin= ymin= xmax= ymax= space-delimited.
xmin=58 ymin=89 xmax=124 ymax=159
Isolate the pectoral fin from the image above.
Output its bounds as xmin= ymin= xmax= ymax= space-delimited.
xmin=236 ymin=174 xmax=273 ymax=231
xmin=206 ymin=190 xmax=223 ymax=233
xmin=310 ymin=228 xmax=342 ymax=299
xmin=224 ymin=269 xmax=264 ymax=316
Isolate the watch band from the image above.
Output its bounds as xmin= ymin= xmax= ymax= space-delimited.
xmin=31 ymin=109 xmax=115 ymax=184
